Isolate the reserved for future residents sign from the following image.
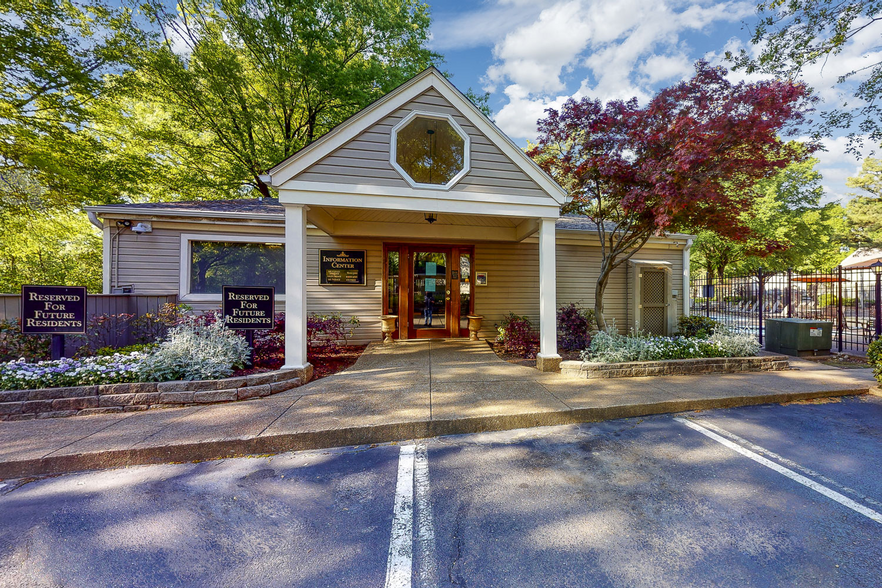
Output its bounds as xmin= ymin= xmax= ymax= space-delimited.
xmin=222 ymin=286 xmax=275 ymax=330
xmin=21 ymin=285 xmax=87 ymax=334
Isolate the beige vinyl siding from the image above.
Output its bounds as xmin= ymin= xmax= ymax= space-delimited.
xmin=472 ymin=238 xmax=685 ymax=338
xmin=555 ymin=242 xmax=629 ymax=331
xmin=306 ymin=231 xmax=383 ymax=343
xmin=557 ymin=239 xmax=685 ymax=333
xmin=114 ymin=228 xmax=182 ymax=295
xmin=109 ymin=221 xmax=686 ymax=344
xmin=295 ymin=88 xmax=550 ymax=200
xmin=113 ymin=225 xmax=384 ymax=342
xmin=473 ymin=241 xmax=540 ymax=339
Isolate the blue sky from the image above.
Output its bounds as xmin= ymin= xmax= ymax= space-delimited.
xmin=425 ymin=0 xmax=880 ymax=205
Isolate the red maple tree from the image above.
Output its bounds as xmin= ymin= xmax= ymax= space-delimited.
xmin=528 ymin=61 xmax=815 ymax=331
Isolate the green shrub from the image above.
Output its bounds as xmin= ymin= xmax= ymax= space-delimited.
xmin=139 ymin=320 xmax=250 ymax=381
xmin=868 ymin=338 xmax=882 ymax=386
xmin=676 ymin=315 xmax=720 ymax=338
xmin=582 ymin=327 xmax=760 ymax=363
xmin=818 ymin=294 xmax=838 ymax=307
xmin=94 ymin=343 xmax=158 ymax=357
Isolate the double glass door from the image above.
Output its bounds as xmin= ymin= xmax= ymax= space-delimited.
xmin=384 ymin=245 xmax=474 ymax=339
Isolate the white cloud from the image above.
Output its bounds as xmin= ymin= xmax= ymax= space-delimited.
xmin=484 ymin=1 xmax=594 ymax=94
xmin=466 ymin=0 xmax=754 ymax=138
xmin=493 ymin=84 xmax=571 ymax=140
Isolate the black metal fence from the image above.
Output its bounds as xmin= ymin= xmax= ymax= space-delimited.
xmin=690 ymin=267 xmax=881 ymax=355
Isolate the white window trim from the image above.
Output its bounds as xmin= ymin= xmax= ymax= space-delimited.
xmin=179 ymin=233 xmax=287 ymax=302
xmin=389 ymin=110 xmax=471 ymax=191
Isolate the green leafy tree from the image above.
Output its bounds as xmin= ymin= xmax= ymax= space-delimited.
xmin=729 ymin=0 xmax=882 ymax=151
xmin=131 ymin=0 xmax=439 ymax=198
xmin=845 ymin=156 xmax=882 ymax=247
xmin=692 ymin=157 xmax=847 ymax=278
xmin=0 ymin=0 xmax=142 ymax=208
xmin=0 ymin=206 xmax=103 ymax=293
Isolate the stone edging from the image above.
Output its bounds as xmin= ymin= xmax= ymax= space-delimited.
xmin=560 ymin=355 xmax=790 ymax=379
xmin=0 ymin=365 xmax=313 ymax=421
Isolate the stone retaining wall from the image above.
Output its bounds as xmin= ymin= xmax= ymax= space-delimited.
xmin=0 ymin=365 xmax=313 ymax=421
xmin=560 ymin=355 xmax=790 ymax=379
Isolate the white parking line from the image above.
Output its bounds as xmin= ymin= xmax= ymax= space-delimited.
xmin=414 ymin=444 xmax=437 ymax=585
xmin=385 ymin=444 xmax=415 ymax=588
xmin=676 ymin=417 xmax=882 ymax=525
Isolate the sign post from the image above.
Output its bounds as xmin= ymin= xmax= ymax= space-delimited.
xmin=21 ymin=285 xmax=88 ymax=360
xmin=222 ymin=286 xmax=275 ymax=367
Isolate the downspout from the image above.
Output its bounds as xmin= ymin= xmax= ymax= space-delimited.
xmin=87 ymin=211 xmax=103 ymax=230
xmin=683 ymin=238 xmax=693 ymax=317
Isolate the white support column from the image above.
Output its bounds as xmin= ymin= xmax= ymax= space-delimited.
xmin=537 ymin=217 xmax=561 ymax=372
xmin=683 ymin=238 xmax=693 ymax=317
xmin=283 ymin=204 xmax=310 ymax=370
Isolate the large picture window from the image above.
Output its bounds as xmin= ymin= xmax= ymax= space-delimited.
xmin=182 ymin=236 xmax=285 ymax=297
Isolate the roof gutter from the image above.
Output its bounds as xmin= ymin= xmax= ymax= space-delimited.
xmin=85 ymin=206 xmax=284 ymax=222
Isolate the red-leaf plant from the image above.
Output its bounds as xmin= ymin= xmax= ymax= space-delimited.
xmin=529 ymin=60 xmax=815 ymax=331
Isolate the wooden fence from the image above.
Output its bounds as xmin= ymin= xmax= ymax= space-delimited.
xmin=0 ymin=293 xmax=178 ymax=354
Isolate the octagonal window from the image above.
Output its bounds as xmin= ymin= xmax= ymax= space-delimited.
xmin=393 ymin=114 xmax=468 ymax=188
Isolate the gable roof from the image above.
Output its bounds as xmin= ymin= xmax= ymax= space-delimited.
xmin=263 ymin=67 xmax=568 ymax=204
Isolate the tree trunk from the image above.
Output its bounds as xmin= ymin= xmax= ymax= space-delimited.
xmin=594 ymin=258 xmax=614 ymax=332
xmin=256 ymin=177 xmax=272 ymax=199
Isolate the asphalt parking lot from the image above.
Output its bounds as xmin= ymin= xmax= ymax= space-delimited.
xmin=1 ymin=395 xmax=880 ymax=588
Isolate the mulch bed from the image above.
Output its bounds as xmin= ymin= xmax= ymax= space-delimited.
xmin=308 ymin=345 xmax=368 ymax=380
xmin=488 ymin=341 xmax=582 ymax=368
xmin=807 ymin=354 xmax=872 ymax=369
xmin=233 ymin=344 xmax=368 ymax=380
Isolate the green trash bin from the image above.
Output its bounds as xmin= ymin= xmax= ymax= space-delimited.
xmin=764 ymin=318 xmax=832 ymax=357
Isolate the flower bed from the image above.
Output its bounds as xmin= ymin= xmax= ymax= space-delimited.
xmin=0 ymin=365 xmax=312 ymax=421
xmin=561 ymin=355 xmax=790 ymax=379
xmin=581 ymin=329 xmax=761 ymax=364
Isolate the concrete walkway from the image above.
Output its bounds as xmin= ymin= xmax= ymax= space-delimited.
xmin=0 ymin=340 xmax=877 ymax=479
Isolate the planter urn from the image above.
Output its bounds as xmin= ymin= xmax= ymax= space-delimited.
xmin=466 ymin=315 xmax=484 ymax=341
xmin=379 ymin=315 xmax=398 ymax=344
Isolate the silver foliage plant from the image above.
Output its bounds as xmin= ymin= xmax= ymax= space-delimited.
xmin=140 ymin=319 xmax=250 ymax=381
xmin=582 ymin=324 xmax=760 ymax=364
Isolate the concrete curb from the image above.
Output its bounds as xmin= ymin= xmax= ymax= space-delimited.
xmin=0 ymin=385 xmax=869 ymax=480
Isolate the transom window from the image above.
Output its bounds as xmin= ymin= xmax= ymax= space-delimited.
xmin=391 ymin=112 xmax=470 ymax=189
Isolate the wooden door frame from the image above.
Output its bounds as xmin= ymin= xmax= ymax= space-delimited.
xmin=383 ymin=242 xmax=475 ymax=340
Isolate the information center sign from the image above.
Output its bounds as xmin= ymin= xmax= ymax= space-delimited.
xmin=319 ymin=250 xmax=366 ymax=285
xmin=21 ymin=285 xmax=87 ymax=334
xmin=222 ymin=286 xmax=275 ymax=330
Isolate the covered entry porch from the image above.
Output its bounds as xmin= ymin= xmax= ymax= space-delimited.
xmin=279 ymin=203 xmax=564 ymax=371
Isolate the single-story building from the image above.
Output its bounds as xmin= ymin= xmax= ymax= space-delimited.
xmin=85 ymin=68 xmax=693 ymax=371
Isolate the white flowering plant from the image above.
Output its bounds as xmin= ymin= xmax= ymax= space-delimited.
xmin=582 ymin=326 xmax=760 ymax=364
xmin=0 ymin=318 xmax=253 ymax=390
xmin=139 ymin=319 xmax=250 ymax=381
xmin=0 ymin=353 xmax=145 ymax=391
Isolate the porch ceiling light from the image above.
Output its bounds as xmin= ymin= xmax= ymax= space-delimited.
xmin=425 ymin=213 xmax=437 ymax=224
xmin=390 ymin=111 xmax=470 ymax=190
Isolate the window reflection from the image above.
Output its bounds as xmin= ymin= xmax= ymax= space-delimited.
xmin=395 ymin=117 xmax=465 ymax=185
